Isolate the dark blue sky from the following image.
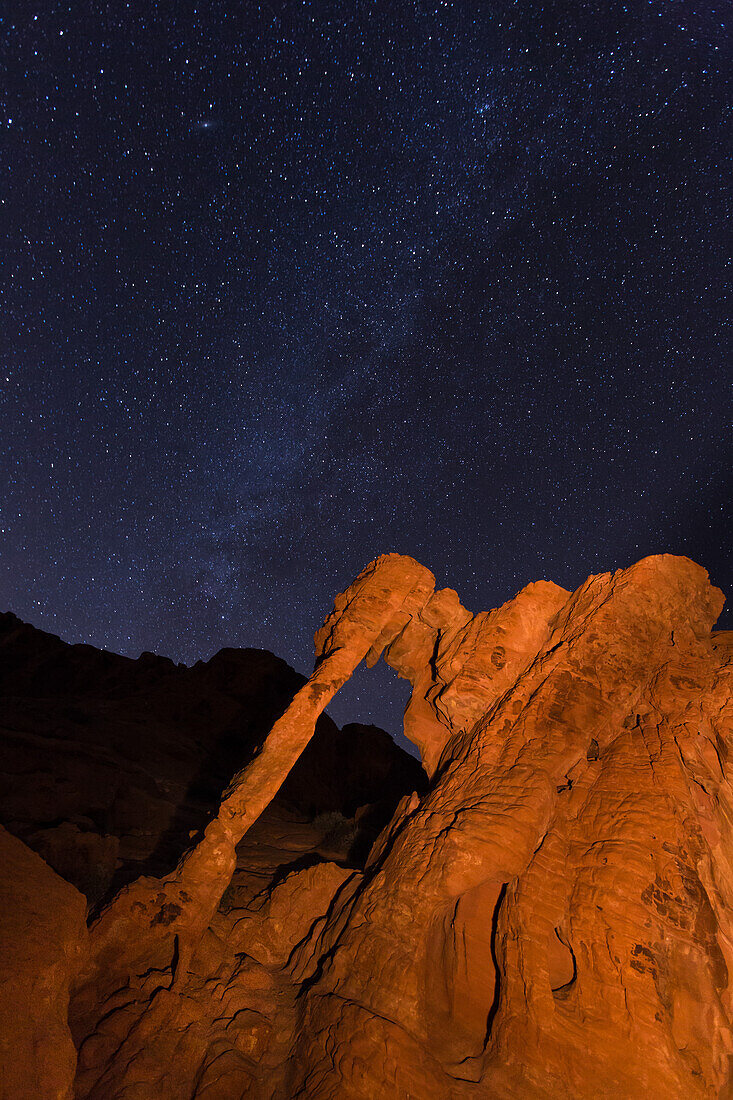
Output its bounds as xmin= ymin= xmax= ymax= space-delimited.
xmin=1 ymin=1 xmax=730 ymax=739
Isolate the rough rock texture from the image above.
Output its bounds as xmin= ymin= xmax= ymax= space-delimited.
xmin=76 ymin=554 xmax=436 ymax=1009
xmin=1 ymin=553 xmax=732 ymax=1099
xmin=286 ymin=556 xmax=732 ymax=1099
xmin=0 ymin=826 xmax=88 ymax=1100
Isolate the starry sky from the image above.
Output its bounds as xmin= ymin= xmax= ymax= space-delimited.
xmin=2 ymin=1 xmax=730 ymax=741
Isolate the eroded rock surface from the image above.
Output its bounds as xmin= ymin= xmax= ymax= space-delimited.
xmin=1 ymin=553 xmax=731 ymax=1099
xmin=287 ymin=556 xmax=732 ymax=1099
xmin=0 ymin=826 xmax=88 ymax=1100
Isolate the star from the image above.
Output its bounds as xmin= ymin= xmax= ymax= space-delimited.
xmin=1 ymin=1 xmax=729 ymax=743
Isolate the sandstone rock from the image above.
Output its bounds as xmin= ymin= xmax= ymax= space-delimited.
xmin=288 ymin=555 xmax=731 ymax=1099
xmin=0 ymin=826 xmax=88 ymax=1100
xmin=223 ymin=860 xmax=354 ymax=967
xmin=75 ymin=555 xmax=437 ymax=1020
xmin=2 ymin=554 xmax=732 ymax=1100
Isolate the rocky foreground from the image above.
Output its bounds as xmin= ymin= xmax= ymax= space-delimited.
xmin=1 ymin=553 xmax=732 ymax=1099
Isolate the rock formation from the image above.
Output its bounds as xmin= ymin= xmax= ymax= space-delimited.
xmin=0 ymin=613 xmax=424 ymax=901
xmin=1 ymin=553 xmax=731 ymax=1099
xmin=0 ymin=826 xmax=88 ymax=1100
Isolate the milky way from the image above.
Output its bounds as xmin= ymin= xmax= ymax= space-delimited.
xmin=1 ymin=2 xmax=730 ymax=739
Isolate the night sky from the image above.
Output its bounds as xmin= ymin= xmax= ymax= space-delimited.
xmin=2 ymin=1 xmax=730 ymax=740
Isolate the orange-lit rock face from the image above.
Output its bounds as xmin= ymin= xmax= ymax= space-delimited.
xmin=288 ymin=556 xmax=731 ymax=1099
xmin=382 ymin=578 xmax=570 ymax=773
xmin=0 ymin=826 xmax=88 ymax=1100
xmin=1 ymin=553 xmax=731 ymax=1100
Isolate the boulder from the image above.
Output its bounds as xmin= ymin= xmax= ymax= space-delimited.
xmin=0 ymin=826 xmax=88 ymax=1100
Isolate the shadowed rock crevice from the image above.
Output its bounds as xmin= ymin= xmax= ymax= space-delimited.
xmin=485 ymin=883 xmax=508 ymax=1037
xmin=549 ymin=927 xmax=577 ymax=997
